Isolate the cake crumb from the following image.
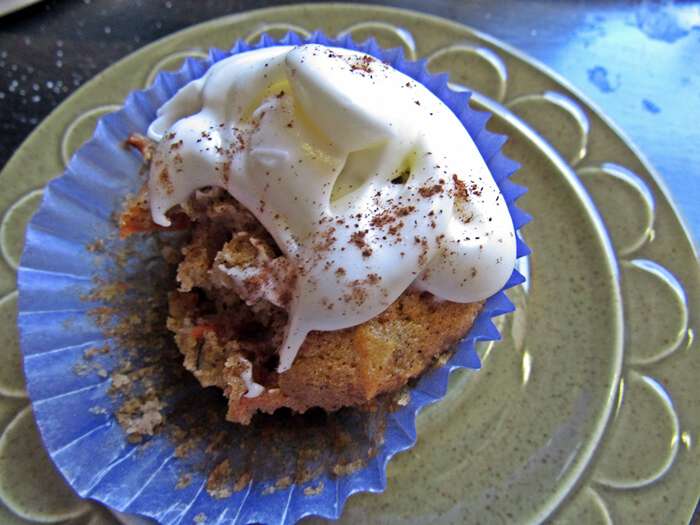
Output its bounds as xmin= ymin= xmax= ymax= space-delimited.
xmin=303 ymin=481 xmax=324 ymax=496
xmin=83 ymin=344 xmax=110 ymax=360
xmin=234 ymin=472 xmax=252 ymax=492
xmin=174 ymin=439 xmax=196 ymax=459
xmin=115 ymin=394 xmax=164 ymax=443
xmin=275 ymin=475 xmax=292 ymax=490
xmin=331 ymin=458 xmax=364 ymax=477
xmin=395 ymin=388 xmax=410 ymax=407
xmin=111 ymin=373 xmax=131 ymax=390
xmin=176 ymin=473 xmax=192 ymax=490
xmin=72 ymin=363 xmax=90 ymax=376
xmin=86 ymin=239 xmax=106 ymax=253
xmin=207 ymin=459 xmax=233 ymax=499
xmin=436 ymin=353 xmax=451 ymax=367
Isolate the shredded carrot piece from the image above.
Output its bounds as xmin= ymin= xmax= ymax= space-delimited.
xmin=190 ymin=324 xmax=216 ymax=340
xmin=119 ymin=211 xmax=190 ymax=239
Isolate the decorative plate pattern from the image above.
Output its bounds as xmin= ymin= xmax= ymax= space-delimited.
xmin=0 ymin=5 xmax=697 ymax=525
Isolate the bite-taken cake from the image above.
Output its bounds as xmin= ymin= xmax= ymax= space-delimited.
xmin=122 ymin=44 xmax=516 ymax=424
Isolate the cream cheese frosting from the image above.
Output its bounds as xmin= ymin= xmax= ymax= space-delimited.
xmin=146 ymin=44 xmax=516 ymax=380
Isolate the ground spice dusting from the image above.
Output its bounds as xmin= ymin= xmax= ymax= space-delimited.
xmin=343 ymin=286 xmax=368 ymax=306
xmin=418 ymin=181 xmax=445 ymax=198
xmin=349 ymin=230 xmax=366 ymax=245
xmin=452 ymin=174 xmax=469 ymax=200
xmin=221 ymin=160 xmax=231 ymax=185
xmin=367 ymin=273 xmax=381 ymax=285
xmin=386 ymin=223 xmax=400 ymax=237
xmin=313 ymin=226 xmax=337 ymax=252
xmin=396 ymin=205 xmax=416 ymax=217
xmin=370 ymin=210 xmax=394 ymax=228
xmin=348 ymin=54 xmax=375 ymax=75
xmin=158 ymin=168 xmax=174 ymax=196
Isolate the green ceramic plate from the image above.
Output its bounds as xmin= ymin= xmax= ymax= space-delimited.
xmin=0 ymin=4 xmax=698 ymax=525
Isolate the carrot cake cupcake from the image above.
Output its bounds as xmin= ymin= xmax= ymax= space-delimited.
xmin=121 ymin=44 xmax=517 ymax=424
xmin=19 ymin=33 xmax=528 ymax=525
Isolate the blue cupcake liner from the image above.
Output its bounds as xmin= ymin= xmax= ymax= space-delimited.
xmin=18 ymin=31 xmax=531 ymax=525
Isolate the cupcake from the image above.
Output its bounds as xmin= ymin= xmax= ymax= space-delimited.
xmin=19 ymin=33 xmax=529 ymax=524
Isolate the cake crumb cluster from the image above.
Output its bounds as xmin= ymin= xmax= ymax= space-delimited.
xmin=113 ymin=131 xmax=486 ymax=427
xmin=78 ymin=181 xmax=398 ymax=499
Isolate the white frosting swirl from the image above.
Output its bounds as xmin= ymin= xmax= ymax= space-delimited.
xmin=147 ymin=44 xmax=516 ymax=374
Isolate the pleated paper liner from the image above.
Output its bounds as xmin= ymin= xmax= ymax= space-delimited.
xmin=18 ymin=32 xmax=531 ymax=525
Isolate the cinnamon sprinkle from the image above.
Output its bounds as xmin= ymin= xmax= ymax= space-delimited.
xmin=418 ymin=179 xmax=445 ymax=198
xmin=452 ymin=174 xmax=469 ymax=200
xmin=349 ymin=55 xmax=375 ymax=74
xmin=158 ymin=168 xmax=174 ymax=195
xmin=350 ymin=230 xmax=368 ymax=250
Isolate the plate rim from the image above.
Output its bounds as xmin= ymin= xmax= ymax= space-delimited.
xmin=0 ymin=3 xmax=697 ymax=524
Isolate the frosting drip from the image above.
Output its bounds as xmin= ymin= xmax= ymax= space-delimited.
xmin=147 ymin=44 xmax=516 ymax=377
